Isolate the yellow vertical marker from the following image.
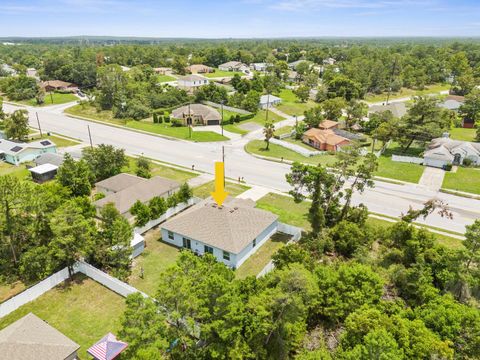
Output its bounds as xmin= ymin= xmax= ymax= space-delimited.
xmin=211 ymin=162 xmax=229 ymax=206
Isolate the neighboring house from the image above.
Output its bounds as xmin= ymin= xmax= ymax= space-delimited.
xmin=439 ymin=95 xmax=474 ymax=128
xmin=302 ymin=127 xmax=351 ymax=152
xmin=250 ymin=63 xmax=270 ymax=72
xmin=0 ymin=139 xmax=57 ymax=165
xmin=218 ymin=61 xmax=250 ymax=74
xmin=29 ymin=163 xmax=59 ymax=183
xmin=288 ymin=60 xmax=311 ymax=70
xmin=319 ymin=119 xmax=339 ymax=130
xmin=94 ymin=174 xmax=180 ymax=220
xmin=259 ymin=94 xmax=282 ymax=110
xmin=177 ymin=74 xmax=209 ymax=91
xmin=368 ymin=102 xmax=407 ymax=119
xmin=323 ymin=57 xmax=336 ymax=65
xmin=424 ymin=137 xmax=480 ymax=168
xmin=120 ymin=65 xmax=131 ymax=72
xmin=41 ymin=80 xmax=78 ymax=93
xmin=0 ymin=63 xmax=17 ymax=76
xmin=171 ymin=104 xmax=221 ymax=126
xmin=0 ymin=313 xmax=80 ymax=360
xmin=153 ymin=67 xmax=172 ymax=75
xmin=161 ymin=198 xmax=279 ymax=269
xmin=26 ymin=68 xmax=39 ymax=79
xmin=34 ymin=152 xmax=65 ymax=167
xmin=287 ymin=70 xmax=299 ymax=82
xmin=186 ymin=64 xmax=213 ymax=74
xmin=96 ymin=173 xmax=145 ymax=196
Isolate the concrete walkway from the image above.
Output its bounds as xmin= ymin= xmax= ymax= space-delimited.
xmin=419 ymin=166 xmax=445 ymax=191
xmin=237 ymin=185 xmax=272 ymax=201
xmin=187 ymin=173 xmax=214 ymax=187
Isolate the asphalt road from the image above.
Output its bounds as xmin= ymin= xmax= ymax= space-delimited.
xmin=5 ymin=102 xmax=480 ymax=234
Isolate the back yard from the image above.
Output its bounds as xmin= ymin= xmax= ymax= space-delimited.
xmin=276 ymin=89 xmax=317 ymax=116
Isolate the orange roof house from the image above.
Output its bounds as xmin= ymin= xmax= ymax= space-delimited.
xmin=302 ymin=128 xmax=350 ymax=152
xmin=318 ymin=120 xmax=339 ymax=130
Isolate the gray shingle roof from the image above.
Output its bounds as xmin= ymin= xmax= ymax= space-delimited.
xmin=0 ymin=313 xmax=80 ymax=360
xmin=369 ymin=102 xmax=407 ymax=118
xmin=172 ymin=104 xmax=221 ymax=121
xmin=34 ymin=153 xmax=65 ymax=167
xmin=161 ymin=198 xmax=278 ymax=254
xmin=95 ymin=173 xmax=145 ymax=193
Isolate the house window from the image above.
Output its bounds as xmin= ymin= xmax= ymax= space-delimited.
xmin=168 ymin=231 xmax=174 ymax=240
xmin=183 ymin=237 xmax=191 ymax=249
xmin=252 ymin=239 xmax=256 ymax=247
xmin=204 ymin=245 xmax=213 ymax=254
xmin=223 ymin=251 xmax=230 ymax=261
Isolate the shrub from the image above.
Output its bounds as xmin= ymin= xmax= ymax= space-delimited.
xmin=171 ymin=119 xmax=182 ymax=127
xmin=444 ymin=164 xmax=452 ymax=171
xmin=463 ymin=158 xmax=473 ymax=167
xmin=93 ymin=192 xmax=106 ymax=201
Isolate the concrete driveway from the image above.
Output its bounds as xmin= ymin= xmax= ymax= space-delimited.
xmin=419 ymin=166 xmax=445 ymax=191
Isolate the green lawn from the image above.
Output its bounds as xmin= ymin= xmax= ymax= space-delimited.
xmin=123 ymin=157 xmax=196 ymax=183
xmin=0 ymin=276 xmax=126 ymax=360
xmin=126 ymin=121 xmax=229 ymax=142
xmin=222 ymin=109 xmax=285 ymax=134
xmin=65 ymin=104 xmax=128 ymax=126
xmin=276 ymin=89 xmax=317 ymax=116
xmin=24 ymin=92 xmax=78 ymax=107
xmin=29 ymin=134 xmax=80 ymax=148
xmin=449 ymin=128 xmax=477 ymax=142
xmin=128 ymin=228 xmax=181 ymax=296
xmin=192 ymin=180 xmax=250 ymax=199
xmin=0 ymin=162 xmax=31 ymax=179
xmin=375 ymin=155 xmax=425 ymax=183
xmin=364 ymin=83 xmax=450 ymax=103
xmin=223 ymin=124 xmax=249 ymax=135
xmin=245 ymin=140 xmax=337 ymax=166
xmin=275 ymin=126 xmax=293 ymax=137
xmin=203 ymin=69 xmax=244 ymax=78
xmin=156 ymin=74 xmax=176 ymax=83
xmin=235 ymin=233 xmax=291 ymax=279
xmin=0 ymin=281 xmax=26 ymax=303
xmin=442 ymin=167 xmax=480 ymax=195
xmin=257 ymin=193 xmax=463 ymax=249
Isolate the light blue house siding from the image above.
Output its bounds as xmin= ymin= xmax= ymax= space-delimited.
xmin=161 ymin=220 xmax=278 ymax=269
xmin=2 ymin=145 xmax=57 ymax=165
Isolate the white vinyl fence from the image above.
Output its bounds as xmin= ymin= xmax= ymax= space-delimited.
xmin=134 ymin=197 xmax=201 ymax=234
xmin=0 ymin=261 xmax=147 ymax=319
xmin=392 ymin=154 xmax=424 ymax=165
xmin=270 ymin=138 xmax=323 ymax=157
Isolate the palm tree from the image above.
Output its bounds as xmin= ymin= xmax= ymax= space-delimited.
xmin=263 ymin=121 xmax=275 ymax=150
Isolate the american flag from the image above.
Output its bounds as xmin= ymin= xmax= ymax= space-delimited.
xmin=87 ymin=333 xmax=128 ymax=360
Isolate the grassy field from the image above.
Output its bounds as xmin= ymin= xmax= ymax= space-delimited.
xmin=156 ymin=74 xmax=176 ymax=82
xmin=449 ymin=128 xmax=477 ymax=142
xmin=222 ymin=124 xmax=249 ymax=135
xmin=0 ymin=281 xmax=26 ymax=303
xmin=126 ymin=121 xmax=229 ymax=142
xmin=276 ymin=89 xmax=317 ymax=116
xmin=245 ymin=140 xmax=338 ymax=166
xmin=128 ymin=228 xmax=181 ymax=296
xmin=443 ymin=167 xmax=480 ymax=195
xmin=0 ymin=275 xmax=126 ymax=359
xmin=203 ymin=69 xmax=244 ymax=78
xmin=375 ymin=155 xmax=424 ymax=183
xmin=192 ymin=180 xmax=250 ymax=199
xmin=65 ymin=104 xmax=128 ymax=125
xmin=123 ymin=157 xmax=196 ymax=183
xmin=0 ymin=162 xmax=31 ymax=179
xmin=235 ymin=233 xmax=291 ymax=279
xmin=275 ymin=126 xmax=293 ymax=137
xmin=24 ymin=92 xmax=78 ymax=107
xmin=29 ymin=134 xmax=80 ymax=148
xmin=364 ymin=83 xmax=450 ymax=103
xmin=256 ymin=193 xmax=463 ymax=249
xmin=222 ymin=109 xmax=285 ymax=134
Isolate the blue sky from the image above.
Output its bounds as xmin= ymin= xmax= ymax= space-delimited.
xmin=0 ymin=0 xmax=479 ymax=38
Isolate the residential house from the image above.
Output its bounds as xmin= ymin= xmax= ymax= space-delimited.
xmin=439 ymin=95 xmax=473 ymax=128
xmin=177 ymin=74 xmax=209 ymax=91
xmin=161 ymin=198 xmax=279 ymax=269
xmin=94 ymin=174 xmax=180 ymax=220
xmin=186 ymin=64 xmax=213 ymax=74
xmin=120 ymin=65 xmax=131 ymax=72
xmin=0 ymin=63 xmax=17 ymax=76
xmin=26 ymin=68 xmax=39 ymax=79
xmin=323 ymin=57 xmax=336 ymax=65
xmin=259 ymin=94 xmax=282 ymax=110
xmin=34 ymin=152 xmax=65 ymax=167
xmin=96 ymin=173 xmax=145 ymax=196
xmin=41 ymin=80 xmax=78 ymax=93
xmin=218 ymin=61 xmax=250 ymax=74
xmin=302 ymin=121 xmax=353 ymax=152
xmin=0 ymin=139 xmax=57 ymax=165
xmin=153 ymin=67 xmax=172 ymax=75
xmin=250 ymin=63 xmax=270 ymax=72
xmin=287 ymin=70 xmax=299 ymax=82
xmin=171 ymin=104 xmax=221 ymax=126
xmin=288 ymin=60 xmax=311 ymax=70
xmin=0 ymin=313 xmax=80 ymax=360
xmin=368 ymin=102 xmax=407 ymax=119
xmin=424 ymin=137 xmax=480 ymax=168
xmin=319 ymin=119 xmax=339 ymax=130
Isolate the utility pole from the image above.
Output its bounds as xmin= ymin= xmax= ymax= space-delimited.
xmin=222 ymin=145 xmax=225 ymax=187
xmin=87 ymin=125 xmax=93 ymax=149
xmin=188 ymin=102 xmax=192 ymax=139
xmin=50 ymin=92 xmax=54 ymax=104
xmin=221 ymin=100 xmax=224 ymax=136
xmin=35 ymin=112 xmax=43 ymax=137
xmin=265 ymin=93 xmax=270 ymax=124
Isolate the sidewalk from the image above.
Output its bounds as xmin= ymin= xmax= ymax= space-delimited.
xmin=418 ymin=166 xmax=445 ymax=191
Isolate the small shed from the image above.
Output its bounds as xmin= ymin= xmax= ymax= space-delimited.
xmin=87 ymin=333 xmax=127 ymax=360
xmin=29 ymin=163 xmax=59 ymax=183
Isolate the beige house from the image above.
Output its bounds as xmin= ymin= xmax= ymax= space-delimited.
xmin=41 ymin=80 xmax=78 ymax=93
xmin=172 ymin=104 xmax=221 ymax=126
xmin=94 ymin=174 xmax=180 ymax=220
xmin=0 ymin=313 xmax=80 ymax=360
xmin=218 ymin=61 xmax=250 ymax=74
xmin=186 ymin=64 xmax=213 ymax=74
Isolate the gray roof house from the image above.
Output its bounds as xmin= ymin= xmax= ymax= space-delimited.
xmin=94 ymin=175 xmax=180 ymax=219
xmin=172 ymin=104 xmax=221 ymax=126
xmin=368 ymin=102 xmax=407 ymax=119
xmin=424 ymin=137 xmax=480 ymax=168
xmin=96 ymin=173 xmax=146 ymax=195
xmin=218 ymin=61 xmax=250 ymax=73
xmin=0 ymin=313 xmax=80 ymax=360
xmin=34 ymin=152 xmax=65 ymax=167
xmin=259 ymin=94 xmax=282 ymax=110
xmin=161 ymin=198 xmax=279 ymax=269
xmin=439 ymin=95 xmax=465 ymax=111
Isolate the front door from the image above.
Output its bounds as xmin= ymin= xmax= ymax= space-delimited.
xmin=453 ymin=153 xmax=462 ymax=165
xmin=182 ymin=237 xmax=191 ymax=249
